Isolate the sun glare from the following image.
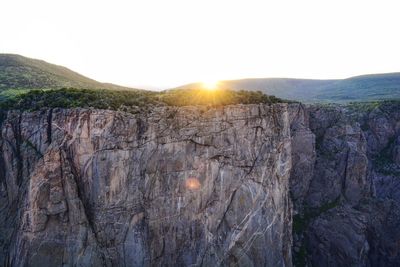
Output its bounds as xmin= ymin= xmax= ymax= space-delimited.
xmin=185 ymin=177 xmax=201 ymax=190
xmin=202 ymin=80 xmax=219 ymax=90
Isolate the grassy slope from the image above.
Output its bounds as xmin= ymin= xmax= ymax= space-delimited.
xmin=1 ymin=54 xmax=399 ymax=103
xmin=0 ymin=54 xmax=137 ymax=91
xmin=0 ymin=54 xmax=283 ymax=110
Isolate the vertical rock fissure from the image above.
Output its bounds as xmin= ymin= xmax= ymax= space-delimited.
xmin=0 ymin=111 xmax=6 ymax=187
xmin=60 ymin=145 xmax=108 ymax=265
xmin=10 ymin=112 xmax=23 ymax=186
xmin=46 ymin=109 xmax=53 ymax=144
xmin=341 ymin=148 xmax=350 ymax=200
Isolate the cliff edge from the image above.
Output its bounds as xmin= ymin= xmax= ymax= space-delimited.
xmin=0 ymin=104 xmax=292 ymax=266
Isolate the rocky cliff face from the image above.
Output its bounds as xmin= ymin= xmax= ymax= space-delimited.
xmin=289 ymin=102 xmax=400 ymax=267
xmin=0 ymin=104 xmax=292 ymax=266
xmin=1 ymin=101 xmax=399 ymax=267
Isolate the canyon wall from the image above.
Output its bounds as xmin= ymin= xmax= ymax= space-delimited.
xmin=289 ymin=102 xmax=400 ymax=267
xmin=1 ymin=101 xmax=400 ymax=267
xmin=0 ymin=104 xmax=292 ymax=266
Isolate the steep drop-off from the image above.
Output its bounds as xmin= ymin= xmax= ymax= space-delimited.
xmin=289 ymin=102 xmax=400 ymax=266
xmin=0 ymin=104 xmax=292 ymax=266
xmin=1 ymin=101 xmax=400 ymax=267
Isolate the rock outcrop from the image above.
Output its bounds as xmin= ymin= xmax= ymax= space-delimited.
xmin=1 ymin=101 xmax=400 ymax=267
xmin=289 ymin=102 xmax=400 ymax=267
xmin=0 ymin=104 xmax=292 ymax=266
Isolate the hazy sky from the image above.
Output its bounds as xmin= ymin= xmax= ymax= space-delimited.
xmin=1 ymin=0 xmax=400 ymax=89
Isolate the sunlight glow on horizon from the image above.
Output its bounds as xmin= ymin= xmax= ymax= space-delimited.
xmin=1 ymin=0 xmax=400 ymax=89
xmin=202 ymin=80 xmax=219 ymax=91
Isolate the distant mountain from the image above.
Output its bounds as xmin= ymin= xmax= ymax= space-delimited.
xmin=2 ymin=54 xmax=399 ymax=103
xmin=0 ymin=54 xmax=137 ymax=91
xmin=312 ymin=73 xmax=400 ymax=102
xmin=175 ymin=73 xmax=400 ymax=103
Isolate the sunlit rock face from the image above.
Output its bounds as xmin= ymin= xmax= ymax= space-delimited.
xmin=2 ymin=102 xmax=400 ymax=267
xmin=0 ymin=104 xmax=292 ymax=266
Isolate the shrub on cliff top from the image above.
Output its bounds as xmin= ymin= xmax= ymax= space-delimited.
xmin=0 ymin=87 xmax=284 ymax=111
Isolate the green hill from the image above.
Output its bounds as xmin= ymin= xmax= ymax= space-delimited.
xmin=176 ymin=73 xmax=400 ymax=103
xmin=313 ymin=73 xmax=400 ymax=102
xmin=0 ymin=54 xmax=136 ymax=91
xmin=0 ymin=54 xmax=283 ymax=110
xmin=1 ymin=54 xmax=399 ymax=103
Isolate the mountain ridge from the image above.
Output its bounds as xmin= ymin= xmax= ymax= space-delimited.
xmin=174 ymin=72 xmax=400 ymax=102
xmin=1 ymin=53 xmax=400 ymax=103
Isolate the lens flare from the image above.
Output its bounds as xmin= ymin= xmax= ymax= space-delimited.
xmin=185 ymin=177 xmax=201 ymax=190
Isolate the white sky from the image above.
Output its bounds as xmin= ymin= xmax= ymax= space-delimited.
xmin=1 ymin=0 xmax=400 ymax=89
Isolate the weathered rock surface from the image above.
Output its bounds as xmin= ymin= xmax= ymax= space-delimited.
xmin=1 ymin=101 xmax=400 ymax=267
xmin=289 ymin=102 xmax=400 ymax=267
xmin=288 ymin=104 xmax=315 ymax=212
xmin=0 ymin=104 xmax=292 ymax=266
